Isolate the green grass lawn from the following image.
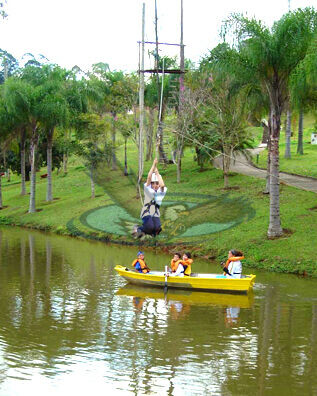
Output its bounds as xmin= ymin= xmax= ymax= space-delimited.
xmin=1 ymin=138 xmax=317 ymax=277
xmin=256 ymin=113 xmax=317 ymax=177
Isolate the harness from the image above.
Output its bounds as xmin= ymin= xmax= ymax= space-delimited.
xmin=141 ymin=198 xmax=160 ymax=218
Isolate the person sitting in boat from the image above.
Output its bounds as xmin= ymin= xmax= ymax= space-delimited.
xmin=131 ymin=251 xmax=150 ymax=274
xmin=170 ymin=252 xmax=185 ymax=276
xmin=221 ymin=249 xmax=244 ymax=278
xmin=181 ymin=252 xmax=193 ymax=276
xmin=132 ymin=158 xmax=167 ymax=238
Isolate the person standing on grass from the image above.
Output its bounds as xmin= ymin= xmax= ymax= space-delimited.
xmin=133 ymin=158 xmax=167 ymax=238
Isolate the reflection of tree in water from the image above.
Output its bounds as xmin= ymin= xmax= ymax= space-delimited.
xmin=0 ymin=231 xmax=112 ymax=377
xmin=114 ymin=286 xmax=317 ymax=395
xmin=0 ymin=229 xmax=316 ymax=394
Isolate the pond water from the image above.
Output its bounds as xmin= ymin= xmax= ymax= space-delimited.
xmin=0 ymin=227 xmax=316 ymax=396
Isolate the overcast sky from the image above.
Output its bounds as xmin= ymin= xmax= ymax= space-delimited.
xmin=0 ymin=0 xmax=316 ymax=73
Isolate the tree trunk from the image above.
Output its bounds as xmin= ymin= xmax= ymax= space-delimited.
xmin=284 ymin=108 xmax=292 ymax=159
xmin=176 ymin=114 xmax=184 ymax=183
xmin=112 ymin=113 xmax=117 ymax=170
xmin=63 ymin=153 xmax=68 ymax=174
xmin=46 ymin=240 xmax=51 ymax=287
xmin=157 ymin=121 xmax=168 ymax=164
xmin=264 ymin=115 xmax=272 ymax=194
xmin=297 ymin=109 xmax=304 ymax=155
xmin=28 ymin=128 xmax=38 ymax=214
xmin=90 ymin=167 xmax=95 ymax=198
xmin=261 ymin=120 xmax=269 ymax=144
xmin=0 ymin=175 xmax=2 ymax=209
xmin=20 ymin=127 xmax=27 ymax=195
xmin=46 ymin=127 xmax=54 ymax=202
xmin=2 ymin=149 xmax=6 ymax=173
xmin=62 ymin=130 xmax=70 ymax=174
xmin=268 ymin=106 xmax=283 ymax=237
xmin=176 ymin=146 xmax=182 ymax=183
xmin=146 ymin=108 xmax=154 ymax=161
xmin=124 ymin=138 xmax=128 ymax=176
xmin=223 ymin=147 xmax=231 ymax=188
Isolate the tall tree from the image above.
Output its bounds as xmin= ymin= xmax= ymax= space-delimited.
xmin=117 ymin=114 xmax=135 ymax=176
xmin=75 ymin=113 xmax=108 ymax=198
xmin=36 ymin=65 xmax=69 ymax=201
xmin=0 ymin=98 xmax=15 ymax=208
xmin=0 ymin=49 xmax=19 ymax=84
xmin=89 ymin=66 xmax=137 ymax=171
xmin=290 ymin=41 xmax=317 ymax=155
xmin=220 ymin=8 xmax=317 ymax=237
xmin=284 ymin=106 xmax=292 ymax=159
xmin=4 ymin=70 xmax=46 ymax=213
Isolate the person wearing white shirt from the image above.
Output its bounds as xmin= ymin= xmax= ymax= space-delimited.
xmin=224 ymin=249 xmax=244 ymax=279
xmin=133 ymin=158 xmax=167 ymax=238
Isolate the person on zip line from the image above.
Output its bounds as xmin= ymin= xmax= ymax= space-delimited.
xmin=132 ymin=158 xmax=167 ymax=238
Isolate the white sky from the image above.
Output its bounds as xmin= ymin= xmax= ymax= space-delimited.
xmin=0 ymin=0 xmax=316 ymax=73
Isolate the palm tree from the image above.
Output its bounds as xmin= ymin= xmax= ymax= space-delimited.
xmin=290 ymin=42 xmax=317 ymax=155
xmin=220 ymin=8 xmax=317 ymax=237
xmin=36 ymin=65 xmax=69 ymax=201
xmin=284 ymin=105 xmax=292 ymax=159
xmin=62 ymin=76 xmax=92 ymax=174
xmin=4 ymin=71 xmax=46 ymax=213
xmin=0 ymin=99 xmax=15 ymax=208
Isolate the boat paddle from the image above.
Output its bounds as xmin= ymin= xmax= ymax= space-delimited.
xmin=164 ymin=265 xmax=168 ymax=293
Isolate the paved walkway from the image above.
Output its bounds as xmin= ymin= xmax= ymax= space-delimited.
xmin=213 ymin=146 xmax=317 ymax=194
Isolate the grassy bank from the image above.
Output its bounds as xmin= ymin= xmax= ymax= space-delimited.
xmin=1 ymin=142 xmax=317 ymax=277
xmin=256 ymin=114 xmax=317 ymax=177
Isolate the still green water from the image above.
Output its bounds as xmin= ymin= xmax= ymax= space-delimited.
xmin=0 ymin=226 xmax=316 ymax=396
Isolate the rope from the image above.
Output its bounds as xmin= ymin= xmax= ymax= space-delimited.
xmin=138 ymin=181 xmax=144 ymax=207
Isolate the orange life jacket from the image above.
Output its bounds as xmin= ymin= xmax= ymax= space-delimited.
xmin=181 ymin=258 xmax=193 ymax=276
xmin=132 ymin=258 xmax=150 ymax=273
xmin=170 ymin=259 xmax=182 ymax=273
xmin=223 ymin=256 xmax=244 ymax=275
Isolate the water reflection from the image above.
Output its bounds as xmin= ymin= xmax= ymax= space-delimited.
xmin=0 ymin=226 xmax=316 ymax=395
xmin=117 ymin=284 xmax=254 ymax=326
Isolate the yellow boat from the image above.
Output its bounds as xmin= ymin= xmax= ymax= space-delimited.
xmin=114 ymin=265 xmax=256 ymax=294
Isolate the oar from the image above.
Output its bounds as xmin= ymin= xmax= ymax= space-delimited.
xmin=164 ymin=265 xmax=168 ymax=293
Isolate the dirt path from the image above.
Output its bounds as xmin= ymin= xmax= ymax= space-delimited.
xmin=213 ymin=147 xmax=317 ymax=194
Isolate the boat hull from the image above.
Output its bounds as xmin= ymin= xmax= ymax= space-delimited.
xmin=114 ymin=265 xmax=256 ymax=294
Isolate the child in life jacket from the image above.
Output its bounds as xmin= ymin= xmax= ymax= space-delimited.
xmin=170 ymin=253 xmax=185 ymax=276
xmin=181 ymin=252 xmax=193 ymax=276
xmin=221 ymin=249 xmax=244 ymax=278
xmin=131 ymin=251 xmax=150 ymax=274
